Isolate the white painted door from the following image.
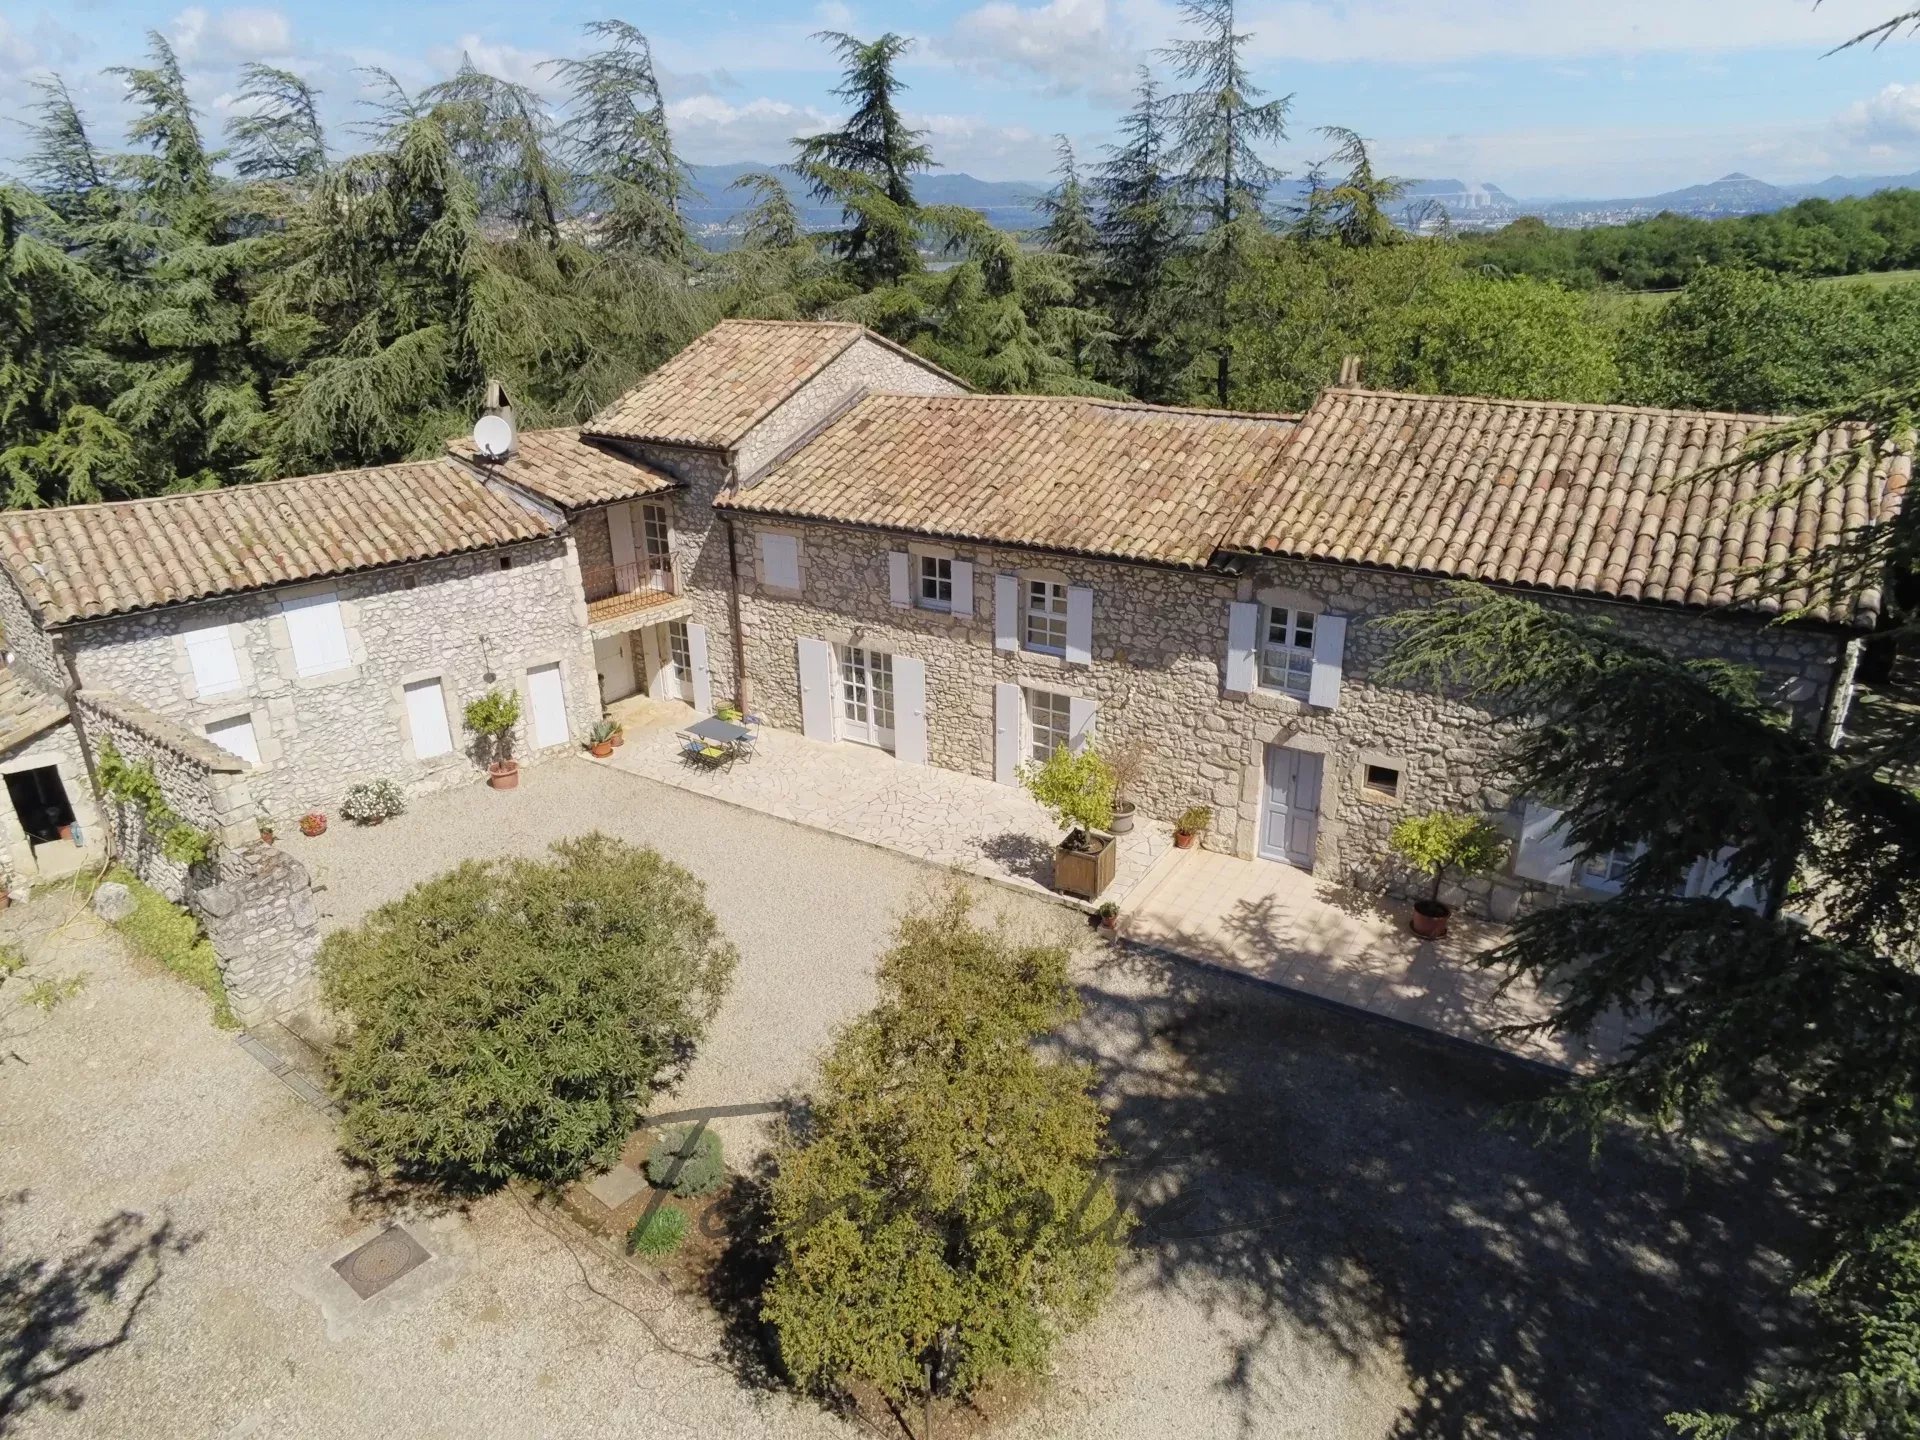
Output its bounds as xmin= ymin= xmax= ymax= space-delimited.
xmin=835 ymin=646 xmax=895 ymax=750
xmin=527 ymin=663 xmax=569 ymax=749
xmin=608 ymin=502 xmax=638 ymax=591
xmin=403 ymin=679 xmax=454 ymax=758
xmin=593 ymin=632 xmax=637 ymax=703
xmin=1260 ymin=745 xmax=1322 ymax=869
xmin=638 ymin=502 xmax=674 ymax=589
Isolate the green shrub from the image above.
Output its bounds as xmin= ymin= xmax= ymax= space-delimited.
xmin=763 ymin=883 xmax=1128 ymax=1412
xmin=462 ymin=688 xmax=521 ymax=766
xmin=320 ymin=833 xmax=738 ymax=1189
xmin=101 ymin=865 xmax=235 ymax=1029
xmin=644 ymin=1124 xmax=725 ymax=1197
xmin=627 ymin=1204 xmax=689 ymax=1257
xmin=1388 ymin=811 xmax=1509 ymax=902
xmin=341 ymin=778 xmax=406 ymax=823
xmin=1020 ymin=745 xmax=1115 ymax=841
xmin=1175 ymin=804 xmax=1213 ymax=836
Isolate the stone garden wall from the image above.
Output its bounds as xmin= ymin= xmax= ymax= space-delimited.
xmin=727 ymin=517 xmax=1848 ymax=919
xmin=188 ymin=843 xmax=321 ymax=1025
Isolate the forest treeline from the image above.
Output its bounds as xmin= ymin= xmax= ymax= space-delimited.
xmin=5 ymin=11 xmax=1920 ymax=510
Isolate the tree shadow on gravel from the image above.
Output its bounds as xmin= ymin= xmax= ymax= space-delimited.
xmin=1065 ymin=941 xmax=1802 ymax=1440
xmin=0 ymin=1192 xmax=196 ymax=1436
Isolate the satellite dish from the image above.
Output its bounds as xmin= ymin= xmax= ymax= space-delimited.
xmin=473 ymin=412 xmax=515 ymax=461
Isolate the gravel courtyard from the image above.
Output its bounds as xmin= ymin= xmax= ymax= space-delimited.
xmin=0 ymin=760 xmax=1790 ymax=1439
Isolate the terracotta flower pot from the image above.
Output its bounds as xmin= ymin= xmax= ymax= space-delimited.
xmin=1411 ymin=898 xmax=1451 ymax=939
xmin=259 ymin=830 xmax=276 ymax=846
xmin=589 ymin=741 xmax=613 ymax=758
xmin=56 ymin=823 xmax=72 ymax=842
xmin=609 ymin=730 xmax=625 ymax=748
xmin=488 ymin=761 xmax=520 ymax=791
xmin=299 ymin=814 xmax=327 ymax=838
xmin=1173 ymin=831 xmax=1197 ymax=850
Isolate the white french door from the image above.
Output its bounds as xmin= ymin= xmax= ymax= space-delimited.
xmin=836 ymin=645 xmax=895 ymax=751
xmin=639 ymin=502 xmax=674 ymax=590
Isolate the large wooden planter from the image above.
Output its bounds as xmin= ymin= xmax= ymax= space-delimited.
xmin=1052 ymin=830 xmax=1117 ymax=900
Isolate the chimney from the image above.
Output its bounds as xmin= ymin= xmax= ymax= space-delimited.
xmin=1336 ymin=354 xmax=1363 ymax=387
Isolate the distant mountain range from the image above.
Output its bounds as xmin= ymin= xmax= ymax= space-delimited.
xmin=681 ymin=162 xmax=1920 ymax=241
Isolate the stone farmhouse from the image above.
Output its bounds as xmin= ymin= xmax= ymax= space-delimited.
xmin=0 ymin=318 xmax=1901 ymax=1017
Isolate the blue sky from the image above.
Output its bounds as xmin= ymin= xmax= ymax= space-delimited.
xmin=5 ymin=0 xmax=1920 ymax=197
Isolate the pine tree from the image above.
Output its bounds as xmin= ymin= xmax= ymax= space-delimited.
xmin=226 ymin=64 xmax=328 ymax=183
xmin=791 ymin=31 xmax=933 ymax=287
xmin=1379 ymin=392 xmax=1920 ymax=1434
xmin=1159 ymin=0 xmax=1290 ymax=405
xmin=1091 ymin=72 xmax=1189 ymax=403
xmin=1032 ymin=139 xmax=1113 ymax=381
xmin=1307 ymin=126 xmax=1407 ymax=249
xmin=549 ymin=20 xmax=690 ymax=260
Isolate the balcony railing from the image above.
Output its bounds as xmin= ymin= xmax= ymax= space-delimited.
xmin=580 ymin=562 xmax=677 ymax=621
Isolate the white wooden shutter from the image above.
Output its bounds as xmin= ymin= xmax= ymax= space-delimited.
xmin=1308 ymin=613 xmax=1348 ymax=709
xmin=1224 ymin=602 xmax=1259 ymax=694
xmin=1065 ymin=586 xmax=1094 ymax=666
xmin=183 ymin=622 xmax=241 ymax=696
xmin=527 ymin=663 xmax=569 ymax=748
xmin=760 ymin=532 xmax=800 ymax=591
xmin=1068 ymin=696 xmax=1097 ymax=753
xmin=994 ymin=682 xmax=1021 ymax=785
xmin=404 ymin=678 xmax=454 ymax=758
xmin=1688 ymin=847 xmax=1767 ymax=912
xmin=687 ymin=622 xmax=713 ymax=714
xmin=994 ymin=574 xmax=1019 ymax=651
xmin=1512 ymin=800 xmax=1578 ymax=886
xmin=282 ymin=592 xmax=351 ymax=677
xmin=204 ymin=713 xmax=259 ymax=765
xmin=888 ymin=552 xmax=911 ymax=608
xmin=893 ymin=655 xmax=927 ymax=765
xmin=798 ymin=638 xmax=834 ymax=740
xmin=950 ymin=560 xmax=974 ymax=619
xmin=608 ymin=502 xmax=638 ymax=573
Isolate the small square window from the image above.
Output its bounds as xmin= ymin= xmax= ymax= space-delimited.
xmin=917 ymin=554 xmax=952 ymax=610
xmin=498 ymin=555 xmax=513 ymax=571
xmin=1363 ymin=764 xmax=1400 ymax=799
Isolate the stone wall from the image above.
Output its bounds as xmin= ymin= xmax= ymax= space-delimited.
xmin=734 ymin=336 xmax=967 ymax=481
xmin=58 ymin=540 xmax=600 ymax=824
xmin=0 ymin=574 xmax=64 ymax=695
xmin=73 ymin=690 xmax=257 ymax=901
xmin=729 ymin=517 xmax=1848 ymax=918
xmin=187 ymin=843 xmax=320 ymax=1025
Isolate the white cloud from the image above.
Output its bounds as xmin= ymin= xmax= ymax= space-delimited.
xmin=169 ymin=6 xmax=292 ymax=65
xmin=428 ymin=34 xmax=557 ymax=91
xmin=1840 ymin=81 xmax=1920 ymax=145
xmin=665 ymin=94 xmax=835 ymax=162
xmin=0 ymin=17 xmax=41 ymax=76
xmin=1236 ymin=0 xmax=1871 ymax=65
xmin=940 ymin=0 xmax=1147 ymax=102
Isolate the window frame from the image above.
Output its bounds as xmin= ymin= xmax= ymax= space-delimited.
xmin=1025 ymin=686 xmax=1073 ymax=765
xmin=916 ymin=553 xmax=954 ymax=611
xmin=1362 ymin=763 xmax=1401 ymax=800
xmin=1258 ymin=604 xmax=1317 ymax=700
xmin=1022 ymin=578 xmax=1070 ymax=657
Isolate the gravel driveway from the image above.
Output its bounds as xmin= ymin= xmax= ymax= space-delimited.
xmin=0 ymin=761 xmax=1787 ymax=1439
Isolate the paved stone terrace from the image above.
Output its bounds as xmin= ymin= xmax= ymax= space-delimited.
xmin=606 ymin=698 xmax=1170 ymax=909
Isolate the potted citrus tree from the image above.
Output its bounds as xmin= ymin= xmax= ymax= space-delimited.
xmin=1389 ymin=811 xmax=1509 ymax=938
xmin=1022 ymin=746 xmax=1117 ymax=900
xmin=464 ymin=688 xmax=523 ymax=790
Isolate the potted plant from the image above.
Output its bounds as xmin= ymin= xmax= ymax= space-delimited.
xmin=465 ymin=688 xmax=523 ymax=790
xmin=1022 ymin=746 xmax=1117 ymax=900
xmin=1389 ymin=811 xmax=1510 ymax=939
xmin=588 ymin=720 xmax=617 ymax=758
xmin=608 ymin=718 xmax=625 ymax=749
xmin=299 ymin=812 xmax=327 ymax=838
xmin=259 ymin=825 xmax=276 ymax=845
xmin=1173 ymin=805 xmax=1212 ymax=849
xmin=342 ymin=778 xmax=406 ymax=826
xmin=1091 ymin=900 xmax=1120 ymax=933
xmin=1106 ymin=740 xmax=1147 ymax=836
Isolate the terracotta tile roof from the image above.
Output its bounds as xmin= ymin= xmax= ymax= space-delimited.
xmin=721 ymin=392 xmax=1298 ymax=568
xmin=1226 ymin=388 xmax=1908 ymax=628
xmin=584 ymin=319 xmax=965 ymax=449
xmin=0 ymin=668 xmax=67 ymax=754
xmin=446 ymin=426 xmax=677 ymax=510
xmin=0 ymin=459 xmax=560 ymax=627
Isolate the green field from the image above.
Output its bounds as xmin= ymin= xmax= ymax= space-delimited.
xmin=1585 ymin=267 xmax=1920 ymax=322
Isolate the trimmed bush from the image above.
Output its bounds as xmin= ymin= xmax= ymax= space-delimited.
xmin=645 ymin=1125 xmax=725 ymax=1197
xmin=320 ymin=833 xmax=737 ymax=1189
xmin=341 ymin=778 xmax=406 ymax=823
xmin=627 ymin=1204 xmax=689 ymax=1257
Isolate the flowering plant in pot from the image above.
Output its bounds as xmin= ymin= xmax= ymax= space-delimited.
xmin=1173 ymin=805 xmax=1212 ymax=849
xmin=1022 ymin=747 xmax=1117 ymax=900
xmin=607 ymin=718 xmax=625 ymax=748
xmin=1091 ymin=900 xmax=1120 ymax=932
xmin=1388 ymin=811 xmax=1509 ymax=939
xmin=342 ymin=778 xmax=406 ymax=826
xmin=588 ymin=719 xmax=616 ymax=758
xmin=299 ymin=812 xmax=327 ymax=838
xmin=464 ymin=688 xmax=522 ymax=789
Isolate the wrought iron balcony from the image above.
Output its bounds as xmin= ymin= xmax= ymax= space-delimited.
xmin=580 ymin=562 xmax=678 ymax=623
